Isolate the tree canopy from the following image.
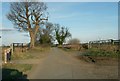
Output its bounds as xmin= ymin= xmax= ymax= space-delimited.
xmin=37 ymin=22 xmax=54 ymax=45
xmin=7 ymin=2 xmax=48 ymax=48
xmin=54 ymin=24 xmax=71 ymax=45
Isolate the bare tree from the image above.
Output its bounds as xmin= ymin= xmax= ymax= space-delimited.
xmin=7 ymin=2 xmax=48 ymax=48
xmin=68 ymin=38 xmax=80 ymax=45
xmin=54 ymin=24 xmax=71 ymax=45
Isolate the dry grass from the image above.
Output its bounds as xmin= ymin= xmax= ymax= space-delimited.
xmin=1 ymin=46 xmax=51 ymax=60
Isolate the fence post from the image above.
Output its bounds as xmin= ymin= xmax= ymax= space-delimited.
xmin=4 ymin=50 xmax=7 ymax=63
xmin=22 ymin=43 xmax=23 ymax=52
xmin=10 ymin=43 xmax=14 ymax=55
xmin=88 ymin=42 xmax=92 ymax=48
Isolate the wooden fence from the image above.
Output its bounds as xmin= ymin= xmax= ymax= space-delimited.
xmin=10 ymin=43 xmax=29 ymax=54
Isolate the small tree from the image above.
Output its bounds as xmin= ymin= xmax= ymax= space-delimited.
xmin=7 ymin=2 xmax=48 ymax=48
xmin=68 ymin=38 xmax=80 ymax=45
xmin=37 ymin=22 xmax=54 ymax=44
xmin=54 ymin=24 xmax=71 ymax=45
xmin=68 ymin=38 xmax=80 ymax=50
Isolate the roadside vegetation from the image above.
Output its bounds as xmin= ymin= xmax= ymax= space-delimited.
xmin=2 ymin=46 xmax=50 ymax=79
xmin=2 ymin=63 xmax=32 ymax=79
xmin=3 ymin=64 xmax=32 ymax=73
xmin=81 ymin=48 xmax=119 ymax=58
xmin=61 ymin=39 xmax=119 ymax=65
xmin=62 ymin=39 xmax=119 ymax=58
xmin=2 ymin=46 xmax=50 ymax=60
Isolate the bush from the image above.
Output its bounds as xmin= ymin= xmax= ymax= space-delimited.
xmin=68 ymin=38 xmax=80 ymax=45
xmin=2 ymin=68 xmax=28 ymax=80
xmin=82 ymin=44 xmax=88 ymax=49
xmin=82 ymin=48 xmax=118 ymax=57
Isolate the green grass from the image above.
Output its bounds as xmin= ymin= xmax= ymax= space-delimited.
xmin=27 ymin=46 xmax=50 ymax=54
xmin=2 ymin=63 xmax=32 ymax=72
xmin=62 ymin=48 xmax=71 ymax=51
xmin=2 ymin=46 xmax=51 ymax=79
xmin=2 ymin=63 xmax=32 ymax=79
xmin=11 ymin=52 xmax=34 ymax=60
xmin=82 ymin=48 xmax=119 ymax=58
xmin=61 ymin=47 xmax=79 ymax=52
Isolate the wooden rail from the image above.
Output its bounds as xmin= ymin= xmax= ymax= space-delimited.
xmin=10 ymin=43 xmax=28 ymax=54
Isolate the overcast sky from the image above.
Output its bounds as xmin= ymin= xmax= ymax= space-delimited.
xmin=0 ymin=2 xmax=118 ymax=45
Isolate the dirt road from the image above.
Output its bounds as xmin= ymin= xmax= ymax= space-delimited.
xmin=28 ymin=47 xmax=118 ymax=79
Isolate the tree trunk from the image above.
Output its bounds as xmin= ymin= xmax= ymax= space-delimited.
xmin=29 ymin=32 xmax=35 ymax=48
xmin=28 ymin=25 xmax=39 ymax=48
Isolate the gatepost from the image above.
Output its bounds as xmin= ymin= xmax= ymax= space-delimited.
xmin=4 ymin=50 xmax=7 ymax=63
xmin=10 ymin=43 xmax=14 ymax=55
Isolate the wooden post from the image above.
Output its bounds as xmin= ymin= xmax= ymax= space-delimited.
xmin=88 ymin=42 xmax=92 ymax=49
xmin=10 ymin=43 xmax=14 ymax=55
xmin=88 ymin=42 xmax=90 ymax=49
xmin=4 ymin=50 xmax=7 ymax=63
xmin=22 ymin=43 xmax=23 ymax=52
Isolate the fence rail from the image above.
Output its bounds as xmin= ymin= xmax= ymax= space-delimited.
xmin=10 ymin=43 xmax=29 ymax=54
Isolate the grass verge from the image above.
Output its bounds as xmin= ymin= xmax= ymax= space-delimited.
xmin=2 ymin=63 xmax=32 ymax=73
xmin=82 ymin=48 xmax=119 ymax=58
xmin=2 ymin=63 xmax=32 ymax=79
xmin=2 ymin=46 xmax=51 ymax=60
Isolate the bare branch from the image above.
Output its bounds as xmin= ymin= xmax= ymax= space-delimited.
xmin=7 ymin=2 xmax=48 ymax=48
